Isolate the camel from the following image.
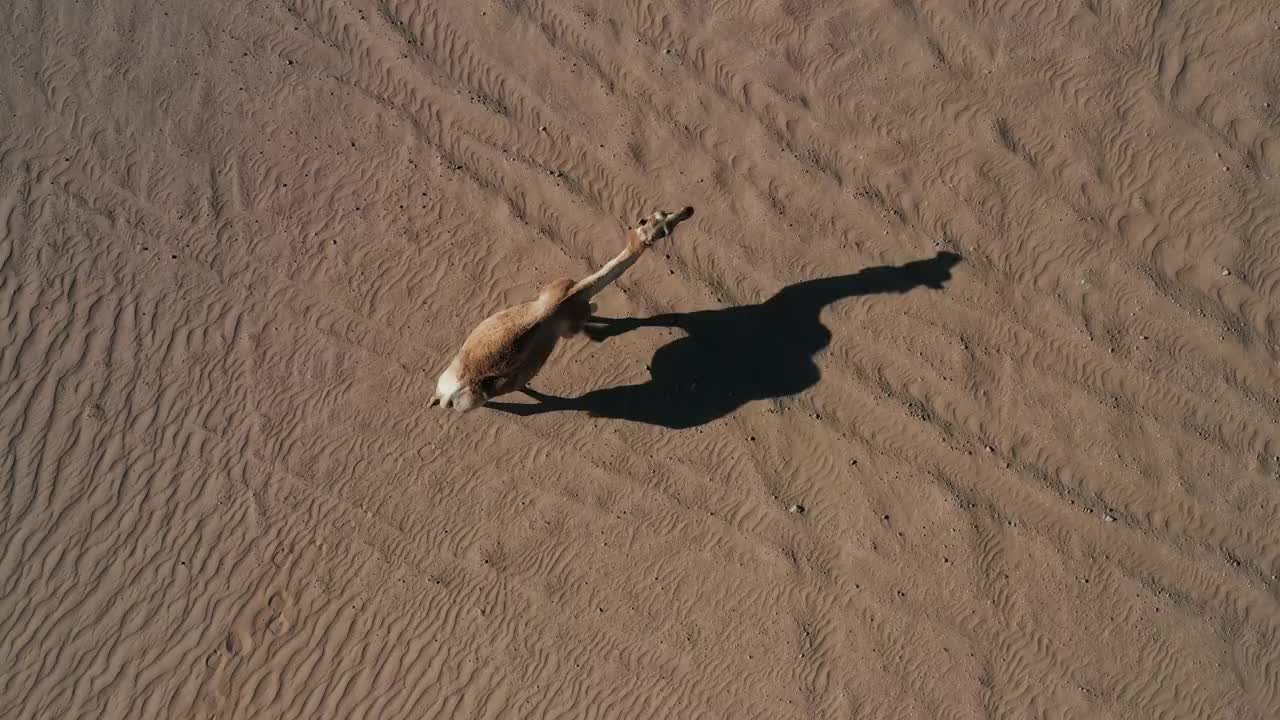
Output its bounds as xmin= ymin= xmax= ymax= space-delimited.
xmin=429 ymin=207 xmax=695 ymax=412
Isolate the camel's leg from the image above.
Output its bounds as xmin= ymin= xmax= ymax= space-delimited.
xmin=522 ymin=387 xmax=559 ymax=402
xmin=584 ymin=313 xmax=686 ymax=341
xmin=583 ymin=321 xmax=621 ymax=342
xmin=556 ymin=299 xmax=597 ymax=338
xmin=486 ymin=387 xmax=569 ymax=416
xmin=589 ymin=313 xmax=683 ymax=326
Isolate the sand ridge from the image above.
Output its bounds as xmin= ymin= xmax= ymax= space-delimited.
xmin=2 ymin=0 xmax=1280 ymax=717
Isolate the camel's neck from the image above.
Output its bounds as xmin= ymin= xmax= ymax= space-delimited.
xmin=568 ymin=230 xmax=648 ymax=302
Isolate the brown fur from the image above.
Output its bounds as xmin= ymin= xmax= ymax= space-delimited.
xmin=430 ymin=207 xmax=694 ymax=412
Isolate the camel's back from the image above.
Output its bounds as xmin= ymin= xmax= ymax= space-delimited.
xmin=457 ymin=300 xmax=556 ymax=383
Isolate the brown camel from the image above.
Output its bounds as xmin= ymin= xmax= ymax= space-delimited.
xmin=429 ymin=207 xmax=695 ymax=412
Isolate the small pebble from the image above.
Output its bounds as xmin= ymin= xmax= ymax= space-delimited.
xmin=1104 ymin=515 xmax=1116 ymax=523
xmin=1222 ymin=269 xmax=1231 ymax=276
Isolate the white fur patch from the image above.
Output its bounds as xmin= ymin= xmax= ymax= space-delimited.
xmin=435 ymin=360 xmax=465 ymax=409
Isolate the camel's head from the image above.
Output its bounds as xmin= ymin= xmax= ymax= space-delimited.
xmin=631 ymin=206 xmax=695 ymax=247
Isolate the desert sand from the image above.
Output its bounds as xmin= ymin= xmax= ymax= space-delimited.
xmin=2 ymin=0 xmax=1279 ymax=717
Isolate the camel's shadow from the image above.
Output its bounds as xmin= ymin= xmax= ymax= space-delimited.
xmin=488 ymin=251 xmax=962 ymax=429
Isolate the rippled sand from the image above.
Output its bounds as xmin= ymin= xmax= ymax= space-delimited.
xmin=3 ymin=1 xmax=1279 ymax=717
